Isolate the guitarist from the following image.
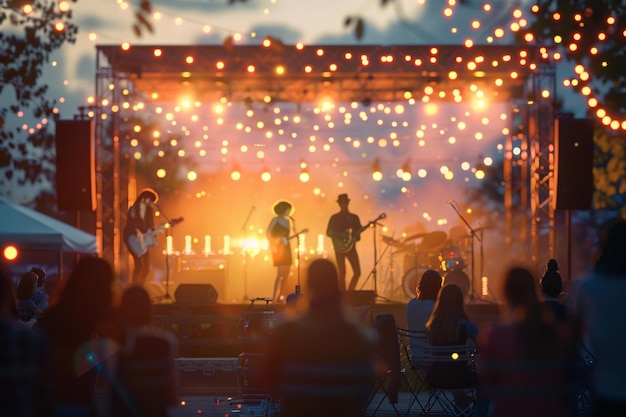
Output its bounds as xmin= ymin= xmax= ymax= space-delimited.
xmin=123 ymin=188 xmax=159 ymax=286
xmin=266 ymin=200 xmax=294 ymax=303
xmin=326 ymin=193 xmax=363 ymax=291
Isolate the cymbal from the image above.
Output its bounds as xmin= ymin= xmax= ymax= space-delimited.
xmin=418 ymin=231 xmax=448 ymax=250
xmin=402 ymin=232 xmax=429 ymax=242
xmin=392 ymin=244 xmax=417 ymax=255
xmin=381 ymin=235 xmax=403 ymax=246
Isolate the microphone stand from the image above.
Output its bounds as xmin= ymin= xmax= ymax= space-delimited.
xmin=158 ymin=206 xmax=174 ymax=301
xmin=290 ymin=216 xmax=302 ymax=296
xmin=361 ymin=220 xmax=392 ymax=302
xmin=447 ymin=200 xmax=481 ymax=302
xmin=240 ymin=206 xmax=255 ymax=301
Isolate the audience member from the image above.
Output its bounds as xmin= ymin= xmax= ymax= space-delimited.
xmin=425 ymin=284 xmax=478 ymax=395
xmin=30 ymin=266 xmax=49 ymax=311
xmin=444 ymin=269 xmax=470 ymax=300
xmin=0 ymin=269 xmax=53 ymax=416
xmin=262 ymin=258 xmax=376 ymax=417
xmin=36 ymin=256 xmax=117 ymax=415
xmin=540 ymin=258 xmax=567 ymax=324
xmin=406 ymin=269 xmax=442 ymax=359
xmin=575 ymin=220 xmax=626 ymax=417
xmin=113 ymin=285 xmax=178 ymax=417
xmin=475 ymin=266 xmax=579 ymax=417
xmin=17 ymin=270 xmax=43 ymax=327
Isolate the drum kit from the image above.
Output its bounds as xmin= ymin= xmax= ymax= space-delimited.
xmin=381 ymin=231 xmax=467 ymax=300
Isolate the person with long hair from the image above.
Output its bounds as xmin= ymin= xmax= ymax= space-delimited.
xmin=425 ymin=284 xmax=478 ymax=390
xmin=123 ymin=188 xmax=159 ymax=286
xmin=36 ymin=256 xmax=117 ymax=413
xmin=406 ymin=269 xmax=442 ymax=358
xmin=475 ymin=266 xmax=579 ymax=417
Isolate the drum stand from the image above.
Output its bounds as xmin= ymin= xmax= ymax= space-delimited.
xmin=447 ymin=200 xmax=483 ymax=302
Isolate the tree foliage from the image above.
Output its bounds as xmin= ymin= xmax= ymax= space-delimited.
xmin=0 ymin=0 xmax=78 ymax=205
xmin=517 ymin=0 xmax=626 ymax=121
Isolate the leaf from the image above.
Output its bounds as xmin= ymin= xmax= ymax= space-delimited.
xmin=355 ymin=18 xmax=364 ymax=40
xmin=139 ymin=0 xmax=152 ymax=13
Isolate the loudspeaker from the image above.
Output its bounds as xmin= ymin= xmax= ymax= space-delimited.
xmin=175 ymin=284 xmax=218 ymax=305
xmin=555 ymin=117 xmax=594 ymax=210
xmin=55 ymin=120 xmax=96 ymax=211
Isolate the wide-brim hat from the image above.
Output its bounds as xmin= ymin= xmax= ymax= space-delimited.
xmin=137 ymin=188 xmax=159 ymax=204
xmin=273 ymin=200 xmax=293 ymax=215
xmin=337 ymin=193 xmax=350 ymax=203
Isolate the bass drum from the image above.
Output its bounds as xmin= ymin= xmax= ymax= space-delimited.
xmin=402 ymin=266 xmax=431 ymax=300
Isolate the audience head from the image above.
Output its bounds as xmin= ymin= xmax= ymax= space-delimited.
xmin=306 ymin=258 xmax=341 ymax=308
xmin=17 ymin=271 xmax=38 ymax=300
xmin=417 ymin=269 xmax=442 ymax=300
xmin=30 ymin=267 xmax=47 ymax=287
xmin=433 ymin=284 xmax=466 ymax=316
xmin=120 ymin=285 xmax=152 ymax=327
xmin=444 ymin=269 xmax=470 ymax=299
xmin=504 ymin=267 xmax=540 ymax=310
xmin=595 ymin=220 xmax=626 ymax=276
xmin=56 ymin=256 xmax=115 ymax=322
xmin=540 ymin=268 xmax=563 ymax=299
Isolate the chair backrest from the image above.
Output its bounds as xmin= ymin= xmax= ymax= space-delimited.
xmin=396 ymin=328 xmax=430 ymax=370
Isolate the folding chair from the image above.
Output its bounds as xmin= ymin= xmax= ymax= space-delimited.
xmin=422 ymin=343 xmax=478 ymax=417
xmin=396 ymin=327 xmax=430 ymax=415
xmin=364 ymin=316 xmax=424 ymax=417
xmin=577 ymin=341 xmax=595 ymax=417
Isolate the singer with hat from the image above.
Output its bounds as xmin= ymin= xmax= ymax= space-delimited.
xmin=123 ymin=188 xmax=159 ymax=286
xmin=266 ymin=200 xmax=294 ymax=302
xmin=326 ymin=193 xmax=363 ymax=291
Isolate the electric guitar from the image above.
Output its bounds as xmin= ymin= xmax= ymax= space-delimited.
xmin=270 ymin=229 xmax=309 ymax=254
xmin=127 ymin=217 xmax=184 ymax=256
xmin=331 ymin=213 xmax=386 ymax=254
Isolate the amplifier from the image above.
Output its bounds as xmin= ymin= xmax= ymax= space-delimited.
xmin=178 ymin=255 xmax=228 ymax=272
xmin=174 ymin=255 xmax=229 ymax=301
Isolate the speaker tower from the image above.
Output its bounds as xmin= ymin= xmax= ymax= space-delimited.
xmin=554 ymin=116 xmax=594 ymax=210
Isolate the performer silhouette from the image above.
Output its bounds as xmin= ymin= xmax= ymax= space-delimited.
xmin=266 ymin=200 xmax=294 ymax=302
xmin=123 ymin=188 xmax=159 ymax=286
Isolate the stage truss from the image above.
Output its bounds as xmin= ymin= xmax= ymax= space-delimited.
xmin=94 ymin=44 xmax=556 ymax=276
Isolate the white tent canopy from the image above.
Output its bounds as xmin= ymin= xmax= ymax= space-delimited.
xmin=0 ymin=196 xmax=97 ymax=253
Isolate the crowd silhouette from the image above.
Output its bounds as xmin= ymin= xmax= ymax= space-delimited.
xmin=0 ymin=220 xmax=624 ymax=416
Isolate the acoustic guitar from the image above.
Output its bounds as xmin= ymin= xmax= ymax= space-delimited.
xmin=331 ymin=213 xmax=386 ymax=254
xmin=127 ymin=217 xmax=184 ymax=256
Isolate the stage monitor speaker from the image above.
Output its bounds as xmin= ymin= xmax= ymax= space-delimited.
xmin=554 ymin=117 xmax=594 ymax=210
xmin=55 ymin=119 xmax=96 ymax=211
xmin=175 ymin=284 xmax=218 ymax=305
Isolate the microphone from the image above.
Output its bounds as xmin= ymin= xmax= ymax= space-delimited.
xmin=447 ymin=199 xmax=455 ymax=204
xmin=149 ymin=201 xmax=160 ymax=208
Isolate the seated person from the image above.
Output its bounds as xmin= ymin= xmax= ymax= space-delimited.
xmin=406 ymin=269 xmax=442 ymax=361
